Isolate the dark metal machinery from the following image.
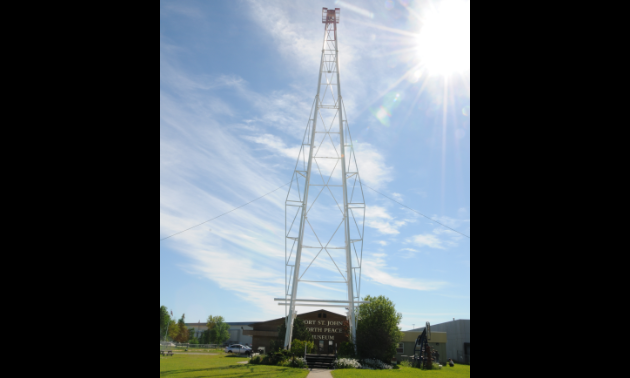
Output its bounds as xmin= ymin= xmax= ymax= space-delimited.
xmin=412 ymin=321 xmax=432 ymax=368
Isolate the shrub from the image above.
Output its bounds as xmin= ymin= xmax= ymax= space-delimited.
xmin=291 ymin=339 xmax=315 ymax=356
xmin=338 ymin=342 xmax=356 ymax=358
xmin=269 ymin=349 xmax=292 ymax=365
xmin=248 ymin=354 xmax=262 ymax=364
xmin=268 ymin=338 xmax=284 ymax=353
xmin=282 ymin=357 xmax=307 ymax=368
xmin=361 ymin=358 xmax=394 ymax=370
xmin=335 ymin=358 xmax=362 ymax=369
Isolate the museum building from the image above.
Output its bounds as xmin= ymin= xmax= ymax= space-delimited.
xmin=243 ymin=309 xmax=348 ymax=354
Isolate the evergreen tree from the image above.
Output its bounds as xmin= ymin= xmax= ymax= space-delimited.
xmin=199 ymin=329 xmax=211 ymax=344
xmin=187 ymin=328 xmax=196 ymax=342
xmin=176 ymin=314 xmax=189 ymax=343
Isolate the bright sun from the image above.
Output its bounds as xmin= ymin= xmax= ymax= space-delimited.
xmin=417 ymin=0 xmax=470 ymax=75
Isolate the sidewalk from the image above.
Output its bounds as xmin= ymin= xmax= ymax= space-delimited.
xmin=307 ymin=368 xmax=333 ymax=378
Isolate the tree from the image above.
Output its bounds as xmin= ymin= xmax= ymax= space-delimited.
xmin=274 ymin=318 xmax=313 ymax=350
xmin=291 ymin=339 xmax=315 ymax=355
xmin=206 ymin=315 xmax=221 ymax=332
xmin=355 ymin=295 xmax=403 ymax=363
xmin=199 ymin=329 xmax=211 ymax=344
xmin=207 ymin=315 xmax=230 ymax=344
xmin=160 ymin=306 xmax=171 ymax=340
xmin=167 ymin=320 xmax=180 ymax=341
xmin=188 ymin=328 xmax=196 ymax=342
xmin=176 ymin=314 xmax=189 ymax=343
xmin=210 ymin=318 xmax=230 ymax=344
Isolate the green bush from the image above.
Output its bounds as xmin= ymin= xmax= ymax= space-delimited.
xmin=270 ymin=349 xmax=292 ymax=365
xmin=291 ymin=339 xmax=315 ymax=356
xmin=249 ymin=355 xmax=262 ymax=364
xmin=338 ymin=341 xmax=356 ymax=358
xmin=283 ymin=357 xmax=307 ymax=368
xmin=355 ymin=295 xmax=402 ymax=363
xmin=268 ymin=338 xmax=284 ymax=353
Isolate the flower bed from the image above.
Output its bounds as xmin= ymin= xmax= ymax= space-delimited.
xmin=361 ymin=358 xmax=394 ymax=370
xmin=335 ymin=358 xmax=362 ymax=369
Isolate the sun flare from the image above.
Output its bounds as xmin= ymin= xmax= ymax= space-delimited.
xmin=417 ymin=0 xmax=470 ymax=75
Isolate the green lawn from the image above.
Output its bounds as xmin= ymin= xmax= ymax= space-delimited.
xmin=159 ymin=353 xmax=309 ymax=377
xmin=331 ymin=364 xmax=470 ymax=378
xmin=168 ymin=348 xmax=225 ymax=354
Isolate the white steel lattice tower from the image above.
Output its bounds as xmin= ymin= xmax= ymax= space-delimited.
xmin=278 ymin=8 xmax=366 ymax=350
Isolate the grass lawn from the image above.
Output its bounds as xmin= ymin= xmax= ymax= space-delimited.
xmin=160 ymin=353 xmax=309 ymax=377
xmin=331 ymin=364 xmax=470 ymax=378
xmin=169 ymin=348 xmax=225 ymax=353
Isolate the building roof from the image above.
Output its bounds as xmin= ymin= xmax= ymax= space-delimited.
xmin=245 ymin=309 xmax=345 ymax=327
xmin=405 ymin=319 xmax=470 ymax=332
xmin=401 ymin=331 xmax=447 ymax=343
xmin=184 ymin=322 xmax=258 ymax=327
xmin=184 ymin=310 xmax=346 ymax=328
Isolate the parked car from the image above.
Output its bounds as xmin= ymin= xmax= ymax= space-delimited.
xmin=224 ymin=344 xmax=252 ymax=355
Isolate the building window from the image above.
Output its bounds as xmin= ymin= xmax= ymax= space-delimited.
xmin=397 ymin=343 xmax=404 ymax=353
xmin=323 ymin=313 xmax=327 ymax=318
xmin=318 ymin=313 xmax=322 ymax=318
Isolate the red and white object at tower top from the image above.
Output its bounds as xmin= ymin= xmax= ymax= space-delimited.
xmin=322 ymin=8 xmax=340 ymax=24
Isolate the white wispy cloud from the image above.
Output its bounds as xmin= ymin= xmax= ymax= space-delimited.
xmin=160 ymin=40 xmax=428 ymax=319
xmin=405 ymin=214 xmax=470 ymax=250
xmin=397 ymin=247 xmax=420 ymax=259
xmin=364 ymin=205 xmax=408 ymax=235
xmin=407 ymin=233 xmax=445 ymax=249
xmin=362 ymin=253 xmax=447 ymax=291
xmin=244 ymin=134 xmax=392 ymax=188
xmin=365 ymin=205 xmax=392 ymax=219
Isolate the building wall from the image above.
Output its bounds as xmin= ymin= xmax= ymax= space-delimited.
xmin=245 ymin=309 xmax=348 ymax=354
xmin=186 ymin=323 xmax=207 ymax=339
xmin=227 ymin=324 xmax=253 ymax=345
xmin=185 ymin=322 xmax=254 ymax=345
xmin=430 ymin=320 xmax=470 ymax=363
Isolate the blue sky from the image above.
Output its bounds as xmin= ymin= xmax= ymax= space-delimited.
xmin=160 ymin=0 xmax=470 ymax=330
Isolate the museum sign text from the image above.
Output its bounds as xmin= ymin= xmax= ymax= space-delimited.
xmin=304 ymin=320 xmax=344 ymax=340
